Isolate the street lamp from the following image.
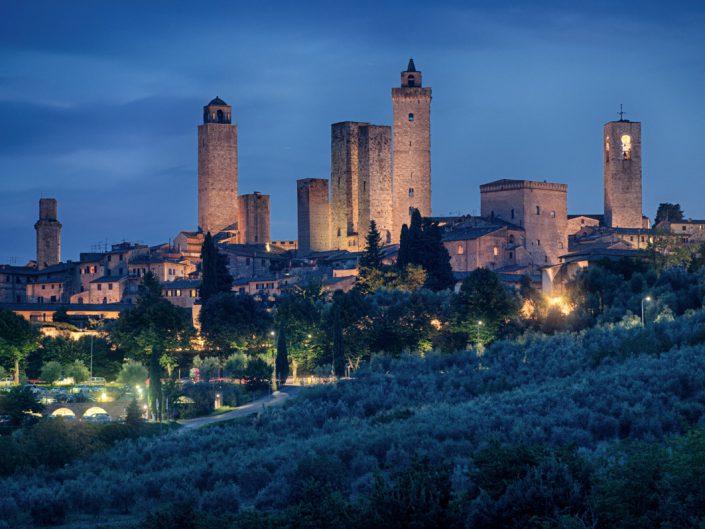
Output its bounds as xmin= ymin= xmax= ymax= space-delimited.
xmin=641 ymin=296 xmax=652 ymax=326
xmin=477 ymin=320 xmax=483 ymax=346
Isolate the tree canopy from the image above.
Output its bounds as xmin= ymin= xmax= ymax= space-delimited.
xmin=199 ymin=232 xmax=233 ymax=302
xmin=0 ymin=309 xmax=41 ymax=383
xmin=654 ymin=202 xmax=684 ymax=224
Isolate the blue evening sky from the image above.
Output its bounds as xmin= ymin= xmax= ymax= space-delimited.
xmin=1 ymin=0 xmax=704 ymax=264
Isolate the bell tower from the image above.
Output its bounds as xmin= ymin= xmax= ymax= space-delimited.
xmin=35 ymin=198 xmax=61 ymax=269
xmin=604 ymin=107 xmax=643 ymax=229
xmin=198 ymin=96 xmax=238 ymax=235
xmin=392 ymin=58 xmax=432 ymax=241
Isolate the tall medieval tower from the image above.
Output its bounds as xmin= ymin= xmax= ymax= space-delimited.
xmin=198 ymin=97 xmax=238 ymax=236
xmin=392 ymin=58 xmax=431 ymax=240
xmin=35 ymin=198 xmax=61 ymax=269
xmin=604 ymin=114 xmax=643 ymax=228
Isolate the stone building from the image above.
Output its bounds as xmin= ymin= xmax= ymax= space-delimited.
xmin=198 ymin=97 xmax=238 ymax=236
xmin=604 ymin=117 xmax=643 ymax=229
xmin=392 ymin=58 xmax=432 ymax=238
xmin=358 ymin=124 xmax=393 ymax=245
xmin=238 ymin=192 xmax=270 ymax=244
xmin=443 ymin=221 xmax=526 ymax=273
xmin=297 ymin=178 xmax=330 ymax=254
xmin=35 ymin=198 xmax=61 ymax=270
xmin=330 ymin=122 xmax=393 ymax=249
xmin=480 ymin=179 xmax=568 ymax=267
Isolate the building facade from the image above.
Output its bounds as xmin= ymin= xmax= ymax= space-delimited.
xmin=480 ymin=179 xmax=568 ymax=267
xmin=358 ymin=124 xmax=393 ymax=245
xmin=198 ymin=97 xmax=238 ymax=236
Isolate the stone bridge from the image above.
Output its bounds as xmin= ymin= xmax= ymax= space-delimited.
xmin=44 ymin=401 xmax=131 ymax=420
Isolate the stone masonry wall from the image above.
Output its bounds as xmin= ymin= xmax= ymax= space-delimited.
xmin=35 ymin=198 xmax=61 ymax=269
xmin=392 ymin=83 xmax=431 ymax=241
xmin=198 ymin=122 xmax=238 ymax=235
xmin=238 ymin=192 xmax=271 ymax=244
xmin=358 ymin=125 xmax=393 ymax=246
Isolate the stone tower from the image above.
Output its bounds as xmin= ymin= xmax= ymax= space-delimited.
xmin=297 ymin=178 xmax=330 ymax=254
xmin=35 ymin=198 xmax=61 ymax=269
xmin=331 ymin=122 xmax=393 ymax=249
xmin=604 ymin=115 xmax=642 ymax=228
xmin=238 ymin=192 xmax=271 ymax=244
xmin=392 ymin=58 xmax=431 ymax=241
xmin=198 ymin=97 xmax=238 ymax=236
xmin=358 ymin=125 xmax=393 ymax=245
xmin=331 ymin=122 xmax=365 ymax=250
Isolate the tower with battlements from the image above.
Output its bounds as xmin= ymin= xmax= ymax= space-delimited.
xmin=35 ymin=198 xmax=61 ymax=269
xmin=297 ymin=178 xmax=330 ymax=254
xmin=238 ymin=192 xmax=270 ymax=244
xmin=392 ymin=58 xmax=431 ymax=240
xmin=198 ymin=97 xmax=238 ymax=236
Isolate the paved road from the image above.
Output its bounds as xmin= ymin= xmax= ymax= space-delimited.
xmin=177 ymin=385 xmax=300 ymax=431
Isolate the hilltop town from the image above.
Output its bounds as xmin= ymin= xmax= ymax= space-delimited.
xmin=0 ymin=59 xmax=699 ymax=324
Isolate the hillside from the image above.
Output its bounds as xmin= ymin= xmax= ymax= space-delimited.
xmin=3 ymin=311 xmax=705 ymax=528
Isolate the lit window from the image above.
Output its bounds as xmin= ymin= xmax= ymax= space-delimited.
xmin=550 ymin=211 xmax=556 ymax=218
xmin=605 ymin=140 xmax=610 ymax=162
xmin=457 ymin=244 xmax=464 ymax=255
xmin=493 ymin=246 xmax=498 ymax=256
xmin=621 ymin=134 xmax=632 ymax=160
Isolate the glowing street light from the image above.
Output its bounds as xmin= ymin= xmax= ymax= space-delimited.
xmin=477 ymin=320 xmax=483 ymax=346
xmin=641 ymin=296 xmax=652 ymax=326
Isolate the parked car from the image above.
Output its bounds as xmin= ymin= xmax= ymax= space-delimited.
xmin=0 ymin=377 xmax=14 ymax=386
xmin=87 ymin=377 xmax=107 ymax=385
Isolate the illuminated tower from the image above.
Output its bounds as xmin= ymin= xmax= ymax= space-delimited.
xmin=604 ymin=109 xmax=643 ymax=228
xmin=392 ymin=58 xmax=431 ymax=241
xmin=198 ymin=97 xmax=238 ymax=235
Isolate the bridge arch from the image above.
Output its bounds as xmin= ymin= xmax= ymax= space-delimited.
xmin=51 ymin=407 xmax=76 ymax=418
xmin=83 ymin=406 xmax=109 ymax=418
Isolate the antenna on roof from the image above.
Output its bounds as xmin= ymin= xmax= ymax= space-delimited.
xmin=618 ymin=104 xmax=626 ymax=121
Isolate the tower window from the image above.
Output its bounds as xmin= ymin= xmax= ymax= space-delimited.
xmin=409 ymin=207 xmax=414 ymax=216
xmin=511 ymin=209 xmax=515 ymax=219
xmin=605 ymin=140 xmax=610 ymax=163
xmin=621 ymin=134 xmax=632 ymax=160
xmin=337 ymin=228 xmax=341 ymax=237
xmin=217 ymin=109 xmax=224 ymax=122
xmin=408 ymin=113 xmax=414 ymax=122
xmin=407 ymin=75 xmax=415 ymax=87
xmin=457 ymin=244 xmax=464 ymax=255
xmin=536 ymin=206 xmax=540 ymax=215
xmin=493 ymin=246 xmax=499 ymax=256
xmin=408 ymin=188 xmax=414 ymax=197
xmin=550 ymin=211 xmax=556 ymax=218
xmin=537 ymin=239 xmax=541 ymax=246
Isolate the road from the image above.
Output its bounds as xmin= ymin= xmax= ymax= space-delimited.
xmin=176 ymin=385 xmax=300 ymax=431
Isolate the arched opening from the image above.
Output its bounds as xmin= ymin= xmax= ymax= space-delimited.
xmin=385 ymin=230 xmax=391 ymax=244
xmin=51 ymin=408 xmax=76 ymax=419
xmin=621 ymin=134 xmax=632 ymax=160
xmin=407 ymin=75 xmax=415 ymax=87
xmin=83 ymin=407 xmax=109 ymax=418
xmin=217 ymin=109 xmax=224 ymax=122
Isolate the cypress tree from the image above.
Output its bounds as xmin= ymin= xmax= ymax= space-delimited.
xmin=359 ymin=220 xmax=382 ymax=270
xmin=149 ymin=348 xmax=162 ymax=422
xmin=275 ymin=325 xmax=289 ymax=388
xmin=397 ymin=223 xmax=411 ymax=270
xmin=200 ymin=232 xmax=233 ymax=302
xmin=332 ymin=307 xmax=345 ymax=378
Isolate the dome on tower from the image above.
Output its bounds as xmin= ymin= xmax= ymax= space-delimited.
xmin=207 ymin=96 xmax=228 ymax=107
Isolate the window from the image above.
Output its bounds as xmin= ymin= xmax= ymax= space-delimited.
xmin=537 ymin=239 xmax=541 ymax=246
xmin=217 ymin=109 xmax=224 ymax=121
xmin=409 ymin=188 xmax=415 ymax=197
xmin=78 ymin=297 xmax=84 ymax=304
xmin=509 ymin=234 xmax=515 ymax=244
xmin=102 ymin=297 xmax=107 ymax=304
xmin=50 ymin=295 xmax=56 ymax=303
xmin=245 ymin=257 xmax=251 ymax=265
xmin=363 ymin=181 xmax=366 ymax=192
xmin=545 ymin=256 xmax=548 ymax=263
xmin=621 ymin=134 xmax=632 ymax=160
xmin=409 ymin=207 xmax=414 ymax=216
xmin=536 ymin=206 xmax=541 ymax=215
xmin=493 ymin=246 xmax=499 ymax=256
xmin=408 ymin=113 xmax=414 ymax=122
xmin=407 ymin=75 xmax=415 ymax=87
xmin=605 ymin=140 xmax=610 ymax=163
xmin=509 ymin=252 xmax=514 ymax=259
xmin=41 ymin=285 xmax=45 ymax=290
xmin=108 ymin=283 xmax=113 ymax=290
xmin=550 ymin=211 xmax=556 ymax=218
xmin=97 ymin=284 xmax=102 ymax=291
xmin=511 ymin=209 xmax=515 ymax=219
xmin=337 ymin=228 xmax=341 ymax=237
xmin=457 ymin=244 xmax=464 ymax=255
xmin=641 ymin=236 xmax=645 ymax=242
xmin=558 ymin=242 xmax=564 ymax=249
xmin=630 ymin=236 xmax=634 ymax=242
xmin=682 ymin=226 xmax=687 ymax=231
xmin=176 ymin=290 xmax=181 ymax=297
